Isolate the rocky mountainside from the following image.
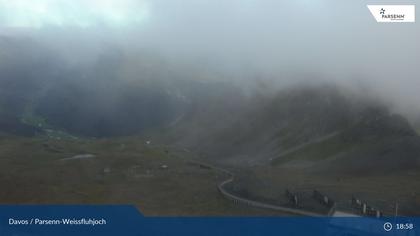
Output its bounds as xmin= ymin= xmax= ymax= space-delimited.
xmin=159 ymin=84 xmax=420 ymax=174
xmin=0 ymin=37 xmax=187 ymax=137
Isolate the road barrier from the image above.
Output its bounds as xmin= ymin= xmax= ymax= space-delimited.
xmin=190 ymin=160 xmax=336 ymax=216
xmin=217 ymin=174 xmax=330 ymax=216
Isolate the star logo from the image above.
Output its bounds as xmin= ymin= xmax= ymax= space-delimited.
xmin=380 ymin=8 xmax=386 ymax=15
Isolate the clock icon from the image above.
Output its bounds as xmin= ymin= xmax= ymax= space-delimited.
xmin=384 ymin=222 xmax=393 ymax=232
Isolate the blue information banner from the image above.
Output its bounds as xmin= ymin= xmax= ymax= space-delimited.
xmin=0 ymin=205 xmax=418 ymax=236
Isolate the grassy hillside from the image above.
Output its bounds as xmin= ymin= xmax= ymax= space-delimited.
xmin=271 ymin=134 xmax=357 ymax=166
xmin=0 ymin=135 xmax=284 ymax=216
xmin=163 ymin=84 xmax=420 ymax=172
xmin=271 ymin=107 xmax=420 ymax=172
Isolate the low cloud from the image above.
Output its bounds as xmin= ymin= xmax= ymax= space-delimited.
xmin=0 ymin=0 xmax=419 ymax=116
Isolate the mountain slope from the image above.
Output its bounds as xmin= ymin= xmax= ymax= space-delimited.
xmin=271 ymin=108 xmax=420 ymax=175
xmin=163 ymin=84 xmax=420 ymax=173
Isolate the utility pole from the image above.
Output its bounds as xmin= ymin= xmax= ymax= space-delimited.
xmin=394 ymin=201 xmax=398 ymax=217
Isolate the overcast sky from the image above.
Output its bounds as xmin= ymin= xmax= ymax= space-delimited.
xmin=0 ymin=0 xmax=419 ymax=115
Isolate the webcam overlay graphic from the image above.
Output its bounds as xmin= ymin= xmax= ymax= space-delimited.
xmin=367 ymin=5 xmax=415 ymax=22
xmin=0 ymin=206 xmax=419 ymax=236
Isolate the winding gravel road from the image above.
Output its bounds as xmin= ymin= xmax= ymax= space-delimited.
xmin=192 ymin=161 xmax=336 ymax=216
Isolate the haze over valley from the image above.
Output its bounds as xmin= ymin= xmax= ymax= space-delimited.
xmin=0 ymin=0 xmax=419 ymax=216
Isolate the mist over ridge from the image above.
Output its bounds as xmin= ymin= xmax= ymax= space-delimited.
xmin=1 ymin=0 xmax=419 ymax=135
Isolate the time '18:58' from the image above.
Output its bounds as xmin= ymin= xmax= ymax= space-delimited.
xmin=396 ymin=223 xmax=414 ymax=230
